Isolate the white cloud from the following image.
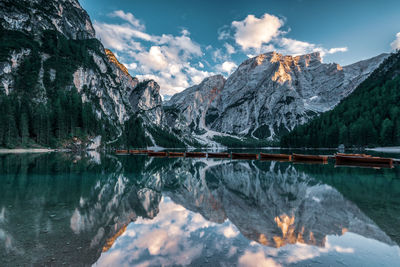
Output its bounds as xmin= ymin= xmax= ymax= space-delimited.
xmin=232 ymin=14 xmax=283 ymax=50
xmin=391 ymin=32 xmax=400 ymax=50
xmin=224 ymin=43 xmax=236 ymax=54
xmin=327 ymin=47 xmax=348 ymax=54
xmin=225 ymin=13 xmax=347 ymax=60
xmin=217 ymin=25 xmax=231 ymax=40
xmin=277 ymin=38 xmax=347 ymax=58
xmin=217 ymin=61 xmax=237 ymax=75
xmin=110 ymin=10 xmax=145 ymax=31
xmin=134 ymin=46 xmax=169 ymax=72
xmin=279 ymin=38 xmax=316 ymax=55
xmin=94 ymin=11 xmax=210 ymax=95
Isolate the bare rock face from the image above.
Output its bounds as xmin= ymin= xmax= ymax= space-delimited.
xmin=166 ymin=52 xmax=388 ymax=141
xmin=0 ymin=0 xmax=164 ymax=144
xmin=129 ymin=80 xmax=163 ymax=125
xmin=0 ymin=0 xmax=95 ymax=40
xmin=164 ymin=75 xmax=226 ymax=135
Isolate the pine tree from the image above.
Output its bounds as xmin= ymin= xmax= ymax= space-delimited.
xmin=380 ymin=118 xmax=394 ymax=145
xmin=19 ymin=112 xmax=29 ymax=145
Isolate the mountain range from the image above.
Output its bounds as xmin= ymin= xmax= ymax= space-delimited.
xmin=165 ymin=52 xmax=388 ymax=146
xmin=0 ymin=0 xmax=394 ymax=149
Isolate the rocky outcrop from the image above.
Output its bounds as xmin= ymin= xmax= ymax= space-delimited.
xmin=165 ymin=52 xmax=388 ymax=142
xmin=164 ymin=75 xmax=226 ymax=135
xmin=0 ymin=0 xmax=164 ymax=146
xmin=129 ymin=80 xmax=163 ymax=125
xmin=0 ymin=0 xmax=95 ymax=40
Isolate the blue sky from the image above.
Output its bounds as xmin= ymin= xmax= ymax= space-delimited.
xmin=80 ymin=0 xmax=400 ymax=95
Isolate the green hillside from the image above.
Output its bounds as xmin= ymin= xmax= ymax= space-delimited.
xmin=281 ymin=51 xmax=400 ymax=148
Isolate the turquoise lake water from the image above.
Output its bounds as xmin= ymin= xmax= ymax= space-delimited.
xmin=0 ymin=151 xmax=399 ymax=266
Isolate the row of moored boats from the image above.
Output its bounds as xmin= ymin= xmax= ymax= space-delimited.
xmin=115 ymin=150 xmax=395 ymax=169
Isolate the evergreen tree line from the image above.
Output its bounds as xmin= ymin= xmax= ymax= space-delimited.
xmin=1 ymin=26 xmax=189 ymax=149
xmin=0 ymin=26 xmax=106 ymax=148
xmin=0 ymin=91 xmax=101 ymax=148
xmin=281 ymin=51 xmax=400 ymax=148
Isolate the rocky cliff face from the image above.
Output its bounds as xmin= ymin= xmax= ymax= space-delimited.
xmin=165 ymin=52 xmax=388 ymax=142
xmin=0 ymin=0 xmax=164 ymax=147
xmin=0 ymin=0 xmax=95 ymax=40
xmin=164 ymin=75 xmax=226 ymax=144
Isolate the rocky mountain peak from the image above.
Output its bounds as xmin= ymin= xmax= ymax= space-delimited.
xmin=129 ymin=80 xmax=163 ymax=125
xmin=0 ymin=0 xmax=96 ymax=39
xmin=165 ymin=51 xmax=388 ymax=143
xmin=105 ymin=49 xmax=130 ymax=77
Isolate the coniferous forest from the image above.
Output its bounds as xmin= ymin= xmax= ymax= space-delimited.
xmin=0 ymin=25 xmax=107 ymax=148
xmin=280 ymin=51 xmax=400 ymax=148
xmin=0 ymin=21 xmax=187 ymax=149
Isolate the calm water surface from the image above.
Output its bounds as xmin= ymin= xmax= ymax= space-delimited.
xmin=0 ymin=151 xmax=400 ymax=266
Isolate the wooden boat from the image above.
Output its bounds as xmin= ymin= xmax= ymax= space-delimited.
xmin=129 ymin=150 xmax=140 ymax=154
xmin=231 ymin=153 xmax=259 ymax=160
xmin=335 ymin=154 xmax=393 ymax=168
xmin=138 ymin=150 xmax=153 ymax=154
xmin=148 ymin=151 xmax=168 ymax=157
xmin=336 ymin=153 xmax=371 ymax=157
xmin=168 ymin=152 xmax=185 ymax=157
xmin=292 ymin=154 xmax=329 ymax=163
xmin=260 ymin=153 xmax=291 ymax=161
xmin=115 ymin=150 xmax=129 ymax=154
xmin=185 ymin=152 xmax=207 ymax=158
xmin=207 ymin=152 xmax=231 ymax=159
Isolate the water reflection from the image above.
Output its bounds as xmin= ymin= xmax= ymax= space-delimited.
xmin=0 ymin=153 xmax=399 ymax=266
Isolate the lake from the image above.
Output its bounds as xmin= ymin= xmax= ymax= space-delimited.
xmin=0 ymin=151 xmax=400 ymax=266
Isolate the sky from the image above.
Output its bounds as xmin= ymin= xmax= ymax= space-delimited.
xmin=80 ymin=0 xmax=400 ymax=96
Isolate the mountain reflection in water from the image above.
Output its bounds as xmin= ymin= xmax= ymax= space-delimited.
xmin=0 ymin=153 xmax=399 ymax=266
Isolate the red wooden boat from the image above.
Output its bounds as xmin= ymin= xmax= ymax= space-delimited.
xmin=335 ymin=154 xmax=393 ymax=168
xmin=292 ymin=154 xmax=329 ymax=163
xmin=169 ymin=152 xmax=185 ymax=157
xmin=185 ymin=152 xmax=207 ymax=158
xmin=207 ymin=152 xmax=231 ymax=159
xmin=336 ymin=153 xmax=371 ymax=157
xmin=148 ymin=151 xmax=168 ymax=157
xmin=260 ymin=153 xmax=291 ymax=161
xmin=231 ymin=153 xmax=259 ymax=160
xmin=115 ymin=150 xmax=129 ymax=154
xmin=138 ymin=150 xmax=154 ymax=154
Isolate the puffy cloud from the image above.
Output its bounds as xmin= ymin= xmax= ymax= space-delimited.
xmin=391 ymin=32 xmax=400 ymax=50
xmin=217 ymin=61 xmax=237 ymax=75
xmin=94 ymin=22 xmax=153 ymax=51
xmin=277 ymin=38 xmax=347 ymax=58
xmin=134 ymin=46 xmax=168 ymax=72
xmin=225 ymin=13 xmax=347 ymax=60
xmin=327 ymin=47 xmax=348 ymax=54
xmin=232 ymin=14 xmax=283 ymax=50
xmin=94 ymin=11 xmax=209 ymax=95
xmin=217 ymin=25 xmax=231 ymax=40
xmin=109 ymin=10 xmax=145 ymax=31
xmin=224 ymin=43 xmax=236 ymax=54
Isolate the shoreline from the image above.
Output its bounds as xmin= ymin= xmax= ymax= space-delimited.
xmin=0 ymin=148 xmax=57 ymax=154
